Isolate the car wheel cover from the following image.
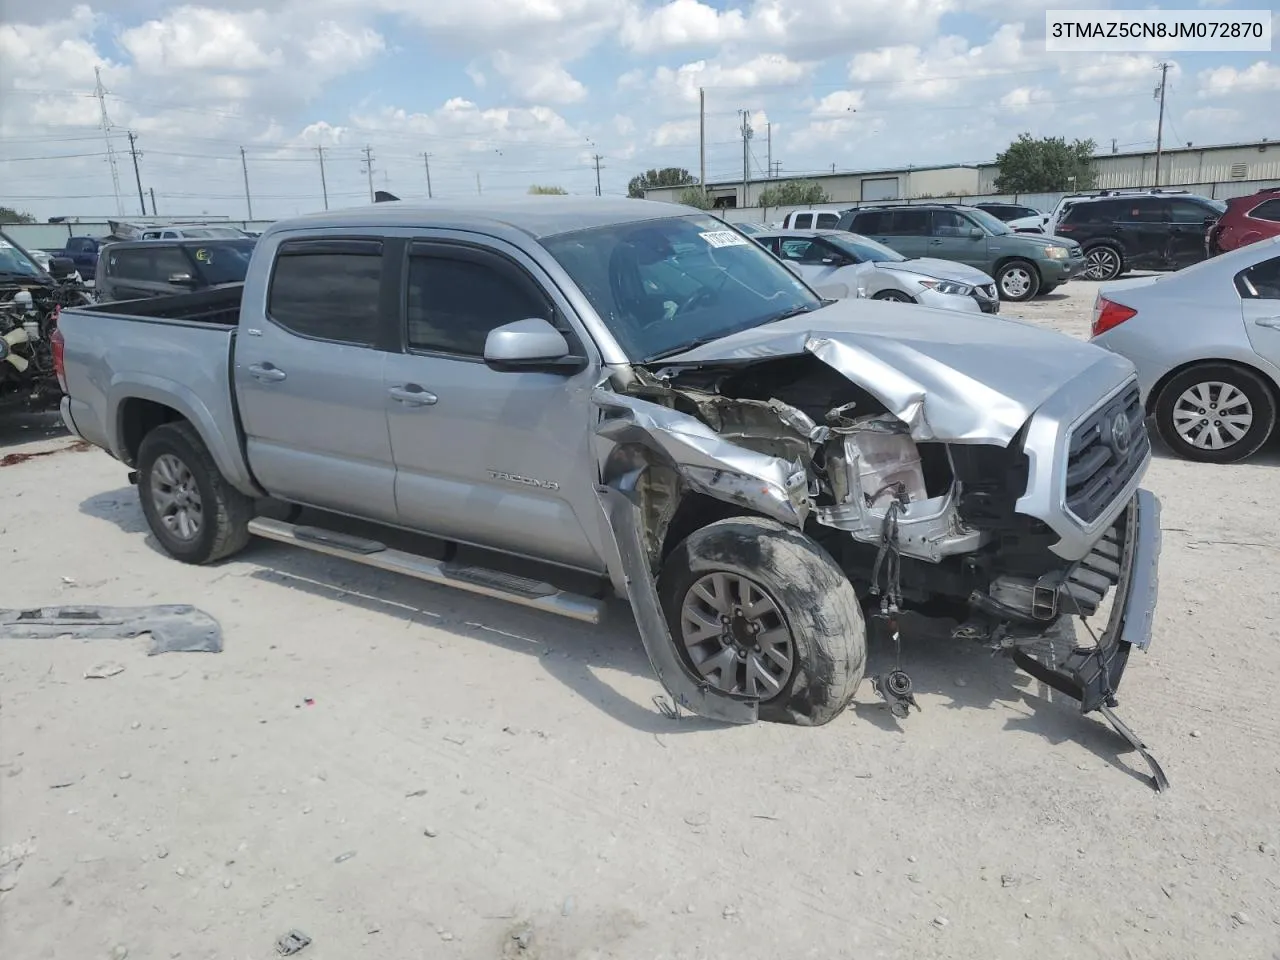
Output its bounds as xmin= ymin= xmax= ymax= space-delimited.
xmin=1000 ymin=266 xmax=1032 ymax=298
xmin=1171 ymin=381 xmax=1253 ymax=450
xmin=1085 ymin=247 xmax=1120 ymax=280
xmin=150 ymin=453 xmax=204 ymax=541
xmin=679 ymin=572 xmax=795 ymax=700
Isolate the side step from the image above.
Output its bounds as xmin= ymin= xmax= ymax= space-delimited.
xmin=246 ymin=518 xmax=606 ymax=624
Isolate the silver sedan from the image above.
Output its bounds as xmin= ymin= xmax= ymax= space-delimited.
xmin=754 ymin=229 xmax=1000 ymax=314
xmin=1090 ymin=236 xmax=1280 ymax=463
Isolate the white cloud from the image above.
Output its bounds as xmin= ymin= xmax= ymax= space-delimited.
xmin=620 ymin=0 xmax=746 ymax=53
xmin=1198 ymin=61 xmax=1280 ymax=97
xmin=648 ymin=53 xmax=811 ymax=104
xmin=490 ymin=53 xmax=587 ymax=104
xmin=847 ymin=24 xmax=1031 ymax=100
xmin=120 ymin=8 xmax=283 ymax=72
xmin=999 ymin=86 xmax=1050 ymax=111
xmin=811 ymin=89 xmax=864 ymax=117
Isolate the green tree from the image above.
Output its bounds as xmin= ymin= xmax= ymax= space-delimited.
xmin=756 ymin=180 xmax=830 ymax=207
xmin=528 ymin=184 xmax=568 ymax=195
xmin=677 ymin=187 xmax=712 ymax=209
xmin=0 ymin=206 xmax=37 ymax=224
xmin=993 ymin=134 xmax=1098 ymax=193
xmin=628 ymin=167 xmax=697 ymax=199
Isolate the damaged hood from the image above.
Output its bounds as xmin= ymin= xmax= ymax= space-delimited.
xmin=652 ymin=297 xmax=1136 ymax=445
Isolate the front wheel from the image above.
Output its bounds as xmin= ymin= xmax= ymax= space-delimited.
xmin=872 ymin=290 xmax=914 ymax=303
xmin=137 ymin=421 xmax=254 ymax=563
xmin=995 ymin=259 xmax=1041 ymax=301
xmin=1153 ymin=364 xmax=1277 ymax=463
xmin=658 ymin=517 xmax=866 ymax=725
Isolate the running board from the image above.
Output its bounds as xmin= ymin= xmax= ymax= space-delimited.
xmin=246 ymin=518 xmax=606 ymax=624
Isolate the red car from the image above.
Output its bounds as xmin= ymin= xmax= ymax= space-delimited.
xmin=1207 ymin=187 xmax=1280 ymax=254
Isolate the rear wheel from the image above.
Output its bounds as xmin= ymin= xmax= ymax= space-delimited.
xmin=137 ymin=422 xmax=253 ymax=563
xmin=658 ymin=517 xmax=866 ymax=726
xmin=1084 ymin=244 xmax=1124 ymax=281
xmin=996 ymin=259 xmax=1041 ymax=301
xmin=1153 ymin=364 xmax=1277 ymax=463
xmin=872 ymin=290 xmax=914 ymax=303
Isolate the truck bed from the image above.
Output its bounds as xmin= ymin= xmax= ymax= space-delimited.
xmin=78 ymin=284 xmax=243 ymax=326
xmin=57 ymin=285 xmax=256 ymax=494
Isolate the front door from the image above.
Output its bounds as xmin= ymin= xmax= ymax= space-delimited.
xmin=1165 ymin=199 xmax=1214 ymax=269
xmin=102 ymin=245 xmax=198 ymax=300
xmin=234 ymin=236 xmax=399 ymax=523
xmin=1240 ymin=255 xmax=1280 ymax=369
xmin=927 ymin=209 xmax=987 ymax=268
xmin=382 ymin=239 xmax=606 ymax=572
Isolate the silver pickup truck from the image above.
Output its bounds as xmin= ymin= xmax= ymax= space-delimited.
xmin=54 ymin=198 xmax=1162 ymax=758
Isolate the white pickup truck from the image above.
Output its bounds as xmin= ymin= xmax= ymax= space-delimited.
xmin=53 ymin=198 xmax=1164 ymax=776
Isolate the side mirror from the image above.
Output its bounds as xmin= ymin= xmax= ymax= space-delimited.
xmin=168 ymin=273 xmax=196 ymax=286
xmin=48 ymin=256 xmax=76 ymax=279
xmin=967 ymin=227 xmax=984 ymax=240
xmin=483 ymin=317 xmax=584 ymax=374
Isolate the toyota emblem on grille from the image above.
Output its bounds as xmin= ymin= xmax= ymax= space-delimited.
xmin=1110 ymin=412 xmax=1131 ymax=453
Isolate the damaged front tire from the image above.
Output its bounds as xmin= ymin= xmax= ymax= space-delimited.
xmin=658 ymin=517 xmax=866 ymax=726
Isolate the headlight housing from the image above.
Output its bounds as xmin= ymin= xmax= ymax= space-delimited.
xmin=1044 ymin=246 xmax=1069 ymax=260
xmin=920 ymin=279 xmax=973 ymax=296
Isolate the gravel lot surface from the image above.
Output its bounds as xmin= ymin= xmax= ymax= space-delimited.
xmin=3 ymin=279 xmax=1279 ymax=960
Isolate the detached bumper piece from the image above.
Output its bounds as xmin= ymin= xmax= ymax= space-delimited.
xmin=1012 ymin=489 xmax=1168 ymax=792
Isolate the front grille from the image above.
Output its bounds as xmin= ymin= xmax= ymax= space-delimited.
xmin=1064 ymin=382 xmax=1148 ymax=524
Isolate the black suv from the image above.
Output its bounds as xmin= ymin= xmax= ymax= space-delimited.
xmin=1053 ymin=193 xmax=1227 ymax=281
xmin=95 ymin=238 xmax=257 ymax=302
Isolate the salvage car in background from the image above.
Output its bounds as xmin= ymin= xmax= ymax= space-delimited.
xmin=1206 ymin=187 xmax=1280 ymax=255
xmin=755 ymin=228 xmax=999 ymax=313
xmin=95 ymin=238 xmax=257 ymax=302
xmin=1090 ymin=237 xmax=1280 ymax=463
xmin=54 ymin=196 xmax=1165 ymax=788
xmin=835 ymin=203 xmax=1084 ymax=302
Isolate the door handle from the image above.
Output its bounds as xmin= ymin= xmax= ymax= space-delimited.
xmin=388 ymin=384 xmax=438 ymax=406
xmin=247 ymin=363 xmax=286 ymax=382
xmin=1255 ymin=316 xmax=1280 ymax=329
xmin=928 ymin=239 xmax=943 ymax=244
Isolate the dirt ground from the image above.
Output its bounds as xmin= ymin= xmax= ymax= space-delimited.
xmin=3 ymin=280 xmax=1280 ymax=960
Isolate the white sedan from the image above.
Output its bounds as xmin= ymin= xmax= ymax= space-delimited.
xmin=754 ymin=229 xmax=1000 ymax=314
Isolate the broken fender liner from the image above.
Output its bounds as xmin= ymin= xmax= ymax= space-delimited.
xmin=595 ymin=479 xmax=758 ymax=725
xmin=0 ymin=605 xmax=223 ymax=654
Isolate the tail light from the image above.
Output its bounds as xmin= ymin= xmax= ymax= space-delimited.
xmin=1091 ymin=296 xmax=1137 ymax=337
xmin=51 ymin=322 xmax=68 ymax=393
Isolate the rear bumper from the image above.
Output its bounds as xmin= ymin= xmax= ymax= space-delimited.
xmin=59 ymin=395 xmax=83 ymax=440
xmin=1013 ymin=489 xmax=1161 ymax=712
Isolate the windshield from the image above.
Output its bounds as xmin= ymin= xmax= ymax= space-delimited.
xmin=541 ymin=214 xmax=822 ymax=362
xmin=191 ymin=240 xmax=256 ymax=285
xmin=826 ymin=233 xmax=907 ymax=263
xmin=0 ymin=232 xmax=43 ymax=278
xmin=963 ymin=207 xmax=1011 ymax=236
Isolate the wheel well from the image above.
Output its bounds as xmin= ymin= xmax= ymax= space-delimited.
xmin=1145 ymin=358 xmax=1280 ymax=416
xmin=118 ymin=398 xmax=187 ymax=464
xmin=993 ymin=255 xmax=1041 ymax=280
xmin=660 ymin=492 xmax=759 ymax=561
xmin=1082 ymin=239 xmax=1124 ymax=256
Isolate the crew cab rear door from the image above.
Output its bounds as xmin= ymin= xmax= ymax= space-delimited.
xmin=380 ymin=235 xmax=608 ymax=573
xmin=234 ymin=236 xmax=400 ymax=523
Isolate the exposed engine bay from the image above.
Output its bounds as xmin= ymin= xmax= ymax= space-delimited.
xmin=604 ymin=352 xmax=1118 ymax=637
xmin=0 ymin=281 xmax=92 ymax=409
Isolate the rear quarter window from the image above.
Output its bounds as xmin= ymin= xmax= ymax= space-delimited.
xmin=1249 ymin=198 xmax=1280 ymax=223
xmin=267 ymin=239 xmax=384 ymax=345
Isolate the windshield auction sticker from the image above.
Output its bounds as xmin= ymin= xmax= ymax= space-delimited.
xmin=1046 ymin=9 xmax=1271 ymax=52
xmin=699 ymin=231 xmax=749 ymax=248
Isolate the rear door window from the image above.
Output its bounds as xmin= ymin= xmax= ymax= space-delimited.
xmin=107 ymin=246 xmax=193 ymax=281
xmin=851 ymin=210 xmax=889 ymax=234
xmin=1248 ymin=198 xmax=1280 ymax=223
xmin=267 ymin=239 xmax=384 ymax=345
xmin=791 ymin=213 xmax=813 ymax=229
xmin=888 ymin=209 xmax=930 ymax=236
xmin=815 ymin=212 xmax=839 ymax=228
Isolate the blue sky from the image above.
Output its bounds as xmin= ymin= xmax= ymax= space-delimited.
xmin=0 ymin=0 xmax=1276 ymax=219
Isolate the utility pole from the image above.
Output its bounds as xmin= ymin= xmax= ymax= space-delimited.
xmin=767 ymin=122 xmax=772 ymax=178
xmin=739 ymin=110 xmax=752 ymax=209
xmin=93 ymin=66 xmax=124 ymax=216
xmin=315 ymin=145 xmax=329 ymax=210
xmin=699 ymin=87 xmax=707 ymax=200
xmin=148 ymin=187 xmax=157 ymax=216
xmin=239 ymin=146 xmax=253 ymax=220
xmin=422 ymin=153 xmax=433 ymax=198
xmin=125 ymin=131 xmax=146 ymax=216
xmin=592 ymin=153 xmax=604 ymax=196
xmin=1153 ymin=62 xmax=1170 ymax=188
xmin=361 ymin=145 xmax=375 ymax=203
xmin=476 ymin=172 xmax=482 ymax=195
